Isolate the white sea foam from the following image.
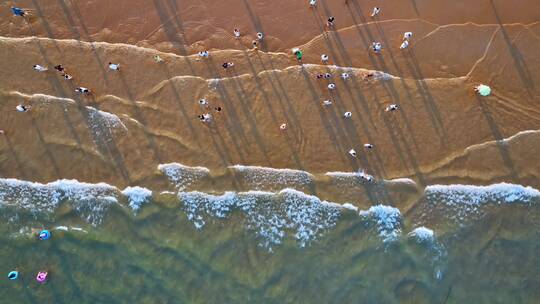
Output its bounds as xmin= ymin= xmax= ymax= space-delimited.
xmin=425 ymin=183 xmax=540 ymax=205
xmin=359 ymin=205 xmax=402 ymax=243
xmin=325 ymin=170 xmax=375 ymax=185
xmin=408 ymin=226 xmax=435 ymax=243
xmin=158 ymin=163 xmax=210 ymax=190
xmin=179 ymin=188 xmax=342 ymax=249
xmin=0 ymin=178 xmax=118 ymax=226
xmin=230 ymin=165 xmax=314 ymax=190
xmin=122 ymin=186 xmax=152 ymax=212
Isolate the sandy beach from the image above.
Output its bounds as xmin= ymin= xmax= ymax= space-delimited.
xmin=0 ymin=0 xmax=539 ymax=196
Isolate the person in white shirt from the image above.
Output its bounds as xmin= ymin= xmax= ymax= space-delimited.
xmin=364 ymin=143 xmax=374 ymax=149
xmin=343 ymin=111 xmax=352 ymax=118
xmin=403 ymin=32 xmax=413 ymax=40
xmin=385 ymin=104 xmax=399 ymax=112
xmin=309 ymin=0 xmax=317 ymax=8
xmin=33 ymin=65 xmax=48 ymax=72
xmin=233 ymin=29 xmax=240 ymax=38
xmin=323 ymin=100 xmax=332 ymax=106
xmin=400 ymin=40 xmax=409 ymax=49
xmin=16 ymin=104 xmax=30 ymax=112
xmin=340 ymin=73 xmax=350 ymax=80
xmin=257 ymin=32 xmax=264 ymax=40
xmin=328 ymin=83 xmax=336 ymax=90
xmin=371 ymin=7 xmax=380 ymax=17
xmin=349 ymin=149 xmax=357 ymax=157
xmin=108 ymin=62 xmax=120 ymax=71
xmin=321 ymin=54 xmax=329 ymax=64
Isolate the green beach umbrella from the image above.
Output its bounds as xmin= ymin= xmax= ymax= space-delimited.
xmin=477 ymin=84 xmax=491 ymax=96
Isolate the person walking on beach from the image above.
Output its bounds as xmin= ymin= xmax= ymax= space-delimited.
xmin=343 ymin=111 xmax=352 ymax=118
xmin=364 ymin=143 xmax=374 ymax=149
xmin=198 ymin=98 xmax=209 ymax=107
xmin=385 ymin=104 xmax=399 ymax=112
xmin=321 ymin=54 xmax=329 ymax=64
xmin=222 ymin=62 xmax=234 ymax=69
xmin=371 ymin=7 xmax=381 ymax=17
xmin=153 ymin=55 xmax=164 ymax=63
xmin=54 ymin=65 xmax=65 ymax=72
xmin=371 ymin=42 xmax=382 ymax=54
xmin=341 ymin=72 xmax=350 ymax=80
xmin=349 ymin=149 xmax=357 ymax=157
xmin=233 ymin=29 xmax=241 ymax=38
xmin=324 ymin=73 xmax=332 ymax=79
xmin=403 ymin=32 xmax=413 ymax=41
xmin=11 ymin=7 xmax=27 ymax=17
xmin=309 ymin=0 xmax=317 ymax=8
xmin=400 ymin=39 xmax=409 ymax=49
xmin=327 ymin=17 xmax=335 ymax=27
xmin=323 ymin=99 xmax=333 ymax=106
xmin=316 ymin=74 xmax=324 ymax=79
xmin=280 ymin=123 xmax=287 ymax=130
xmin=293 ymin=48 xmax=303 ymax=62
xmin=198 ymin=51 xmax=209 ymax=58
xmin=16 ymin=104 xmax=30 ymax=112
xmin=257 ymin=32 xmax=264 ymax=40
xmin=62 ymin=73 xmax=73 ymax=80
xmin=108 ymin=62 xmax=120 ymax=71
xmin=75 ymin=87 xmax=91 ymax=94
xmin=33 ymin=64 xmax=48 ymax=72
xmin=198 ymin=113 xmax=213 ymax=123
xmin=328 ymin=83 xmax=336 ymax=90
xmin=252 ymin=39 xmax=259 ymax=50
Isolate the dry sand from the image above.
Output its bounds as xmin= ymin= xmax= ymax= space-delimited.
xmin=0 ymin=0 xmax=539 ymax=197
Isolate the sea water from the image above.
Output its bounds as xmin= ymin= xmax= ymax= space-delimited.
xmin=0 ymin=174 xmax=539 ymax=303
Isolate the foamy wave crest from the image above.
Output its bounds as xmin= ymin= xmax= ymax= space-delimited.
xmin=122 ymin=186 xmax=152 ymax=212
xmin=325 ymin=170 xmax=375 ymax=186
xmin=179 ymin=188 xmax=343 ymax=249
xmin=158 ymin=163 xmax=210 ymax=190
xmin=229 ymin=165 xmax=314 ymax=191
xmin=408 ymin=227 xmax=435 ymax=243
xmin=407 ymin=226 xmax=447 ymax=280
xmin=359 ymin=205 xmax=402 ymax=243
xmin=0 ymin=178 xmax=118 ymax=225
xmin=425 ymin=183 xmax=540 ymax=205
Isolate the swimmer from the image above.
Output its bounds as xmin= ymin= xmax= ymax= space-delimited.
xmin=364 ymin=143 xmax=374 ymax=149
xmin=309 ymin=0 xmax=317 ymax=8
xmin=108 ymin=62 xmax=120 ymax=71
xmin=328 ymin=83 xmax=336 ymax=90
xmin=349 ymin=149 xmax=357 ymax=157
xmin=340 ymin=72 xmax=350 ymax=80
xmin=54 ymin=65 xmax=65 ymax=72
xmin=403 ymin=32 xmax=413 ymax=40
xmin=321 ymin=54 xmax=329 ymax=64
xmin=38 ymin=229 xmax=51 ymax=240
xmin=343 ymin=111 xmax=352 ymax=118
xmin=36 ymin=271 xmax=48 ymax=284
xmin=323 ymin=73 xmax=332 ymax=79
xmin=280 ymin=123 xmax=287 ymax=130
xmin=327 ymin=17 xmax=335 ymax=27
xmin=62 ymin=74 xmax=73 ymax=80
xmin=233 ymin=29 xmax=241 ymax=38
xmin=153 ymin=55 xmax=164 ymax=63
xmin=33 ymin=65 xmax=48 ymax=72
xmin=8 ymin=271 xmax=18 ymax=280
xmin=372 ymin=42 xmax=382 ymax=53
xmin=371 ymin=7 xmax=381 ymax=17
xmin=385 ymin=104 xmax=399 ymax=112
xmin=400 ymin=40 xmax=409 ymax=49
xmin=75 ymin=87 xmax=91 ymax=94
xmin=16 ymin=104 xmax=30 ymax=112
xmin=257 ymin=32 xmax=264 ymax=40
xmin=323 ymin=100 xmax=333 ymax=106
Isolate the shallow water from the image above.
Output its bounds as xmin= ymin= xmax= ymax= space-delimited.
xmin=0 ymin=178 xmax=539 ymax=303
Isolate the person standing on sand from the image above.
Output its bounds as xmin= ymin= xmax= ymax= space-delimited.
xmin=54 ymin=65 xmax=65 ymax=72
xmin=349 ymin=149 xmax=357 ymax=157
xmin=321 ymin=54 xmax=329 ymax=64
xmin=280 ymin=123 xmax=287 ymax=130
xmin=340 ymin=72 xmax=350 ymax=80
xmin=403 ymin=32 xmax=413 ymax=41
xmin=324 ymin=73 xmax=332 ymax=79
xmin=385 ymin=104 xmax=399 ymax=112
xmin=371 ymin=7 xmax=381 ymax=17
xmin=371 ymin=42 xmax=382 ymax=54
xmin=11 ymin=7 xmax=27 ymax=17
xmin=327 ymin=17 xmax=335 ymax=27
xmin=16 ymin=104 xmax=30 ymax=112
xmin=198 ymin=99 xmax=209 ymax=107
xmin=108 ymin=62 xmax=120 ymax=71
xmin=33 ymin=65 xmax=48 ymax=72
xmin=364 ymin=143 xmax=373 ymax=149
xmin=343 ymin=111 xmax=352 ymax=118
xmin=75 ymin=87 xmax=91 ymax=94
xmin=62 ymin=73 xmax=73 ymax=80
xmin=309 ymin=0 xmax=317 ymax=8
xmin=252 ymin=40 xmax=259 ymax=50
xmin=400 ymin=40 xmax=409 ymax=49
xmin=153 ymin=55 xmax=164 ymax=63
xmin=257 ymin=32 xmax=264 ymax=40
xmin=233 ymin=29 xmax=241 ymax=38
xmin=323 ymin=100 xmax=332 ymax=106
xmin=198 ymin=51 xmax=209 ymax=58
xmin=328 ymin=83 xmax=336 ymax=90
xmin=294 ymin=49 xmax=303 ymax=62
xmin=222 ymin=62 xmax=234 ymax=69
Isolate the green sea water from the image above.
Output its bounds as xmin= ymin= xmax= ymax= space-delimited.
xmin=0 ymin=186 xmax=539 ymax=304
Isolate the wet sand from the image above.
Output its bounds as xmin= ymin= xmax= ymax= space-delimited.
xmin=0 ymin=0 xmax=539 ymax=194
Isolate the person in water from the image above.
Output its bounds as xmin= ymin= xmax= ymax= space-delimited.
xmin=8 ymin=271 xmax=19 ymax=280
xmin=38 ymin=230 xmax=51 ymax=240
xmin=36 ymin=271 xmax=48 ymax=284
